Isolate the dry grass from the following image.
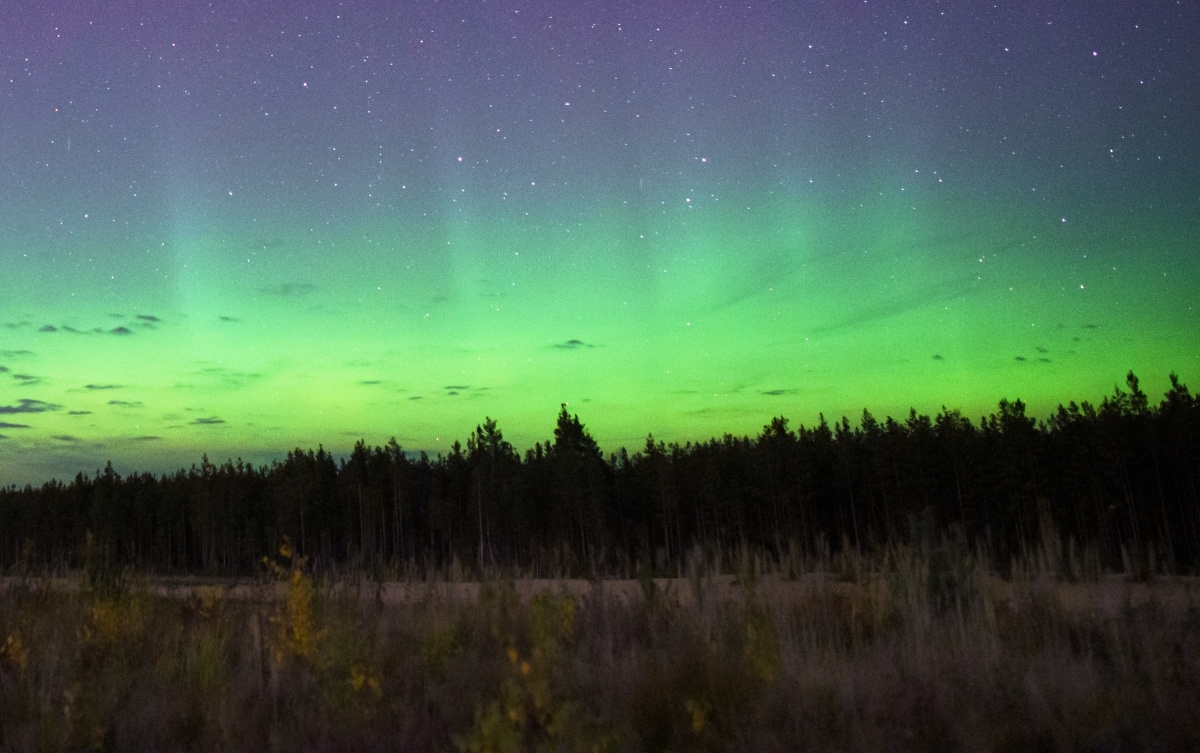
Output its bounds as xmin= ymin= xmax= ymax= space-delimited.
xmin=2 ymin=542 xmax=1199 ymax=752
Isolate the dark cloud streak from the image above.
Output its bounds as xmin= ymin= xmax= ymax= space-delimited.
xmin=259 ymin=283 xmax=315 ymax=297
xmin=0 ymin=399 xmax=61 ymax=414
xmin=553 ymin=339 xmax=594 ymax=350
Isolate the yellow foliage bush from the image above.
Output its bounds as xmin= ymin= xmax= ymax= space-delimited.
xmin=1 ymin=630 xmax=28 ymax=673
xmin=262 ymin=537 xmax=327 ymax=664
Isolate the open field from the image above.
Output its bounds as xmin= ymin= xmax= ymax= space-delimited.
xmin=3 ymin=548 xmax=1200 ymax=752
xmin=4 ymin=570 xmax=1199 ymax=617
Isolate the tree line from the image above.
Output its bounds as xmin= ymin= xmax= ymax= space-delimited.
xmin=1 ymin=372 xmax=1197 ymax=576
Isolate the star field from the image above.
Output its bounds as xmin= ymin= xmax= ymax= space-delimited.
xmin=2 ymin=0 xmax=1198 ymax=486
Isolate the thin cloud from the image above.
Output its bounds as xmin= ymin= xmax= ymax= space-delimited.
xmin=107 ymin=400 xmax=144 ymax=407
xmin=68 ymin=410 xmax=93 ymax=415
xmin=39 ymin=324 xmax=58 ymax=332
xmin=0 ymin=350 xmax=34 ymax=357
xmin=186 ymin=367 xmax=262 ymax=390
xmin=762 ymin=389 xmax=797 ymax=396
xmin=0 ymin=399 xmax=61 ymax=414
xmin=259 ymin=283 xmax=315 ymax=297
xmin=190 ymin=417 xmax=226 ymax=425
xmin=85 ymin=384 xmax=122 ymax=390
xmin=553 ymin=338 xmax=593 ymax=350
xmin=0 ymin=422 xmax=31 ymax=429
xmin=136 ymin=314 xmax=161 ymax=322
xmin=110 ymin=326 xmax=133 ymax=335
xmin=51 ymin=435 xmax=80 ymax=442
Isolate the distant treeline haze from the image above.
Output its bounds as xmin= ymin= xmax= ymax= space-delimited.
xmin=2 ymin=372 xmax=1198 ymax=576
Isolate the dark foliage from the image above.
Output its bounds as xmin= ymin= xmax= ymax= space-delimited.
xmin=2 ymin=375 xmax=1198 ymax=575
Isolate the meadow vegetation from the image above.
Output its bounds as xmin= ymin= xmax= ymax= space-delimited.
xmin=2 ymin=537 xmax=1199 ymax=752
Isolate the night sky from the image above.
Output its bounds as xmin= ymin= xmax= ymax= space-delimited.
xmin=2 ymin=1 xmax=1198 ymax=488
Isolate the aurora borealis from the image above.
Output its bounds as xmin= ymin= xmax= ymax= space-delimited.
xmin=2 ymin=1 xmax=1198 ymax=488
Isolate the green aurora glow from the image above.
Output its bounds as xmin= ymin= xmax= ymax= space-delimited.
xmin=5 ymin=191 xmax=1196 ymax=486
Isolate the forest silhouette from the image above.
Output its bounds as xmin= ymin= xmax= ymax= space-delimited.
xmin=2 ymin=371 xmax=1197 ymax=577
